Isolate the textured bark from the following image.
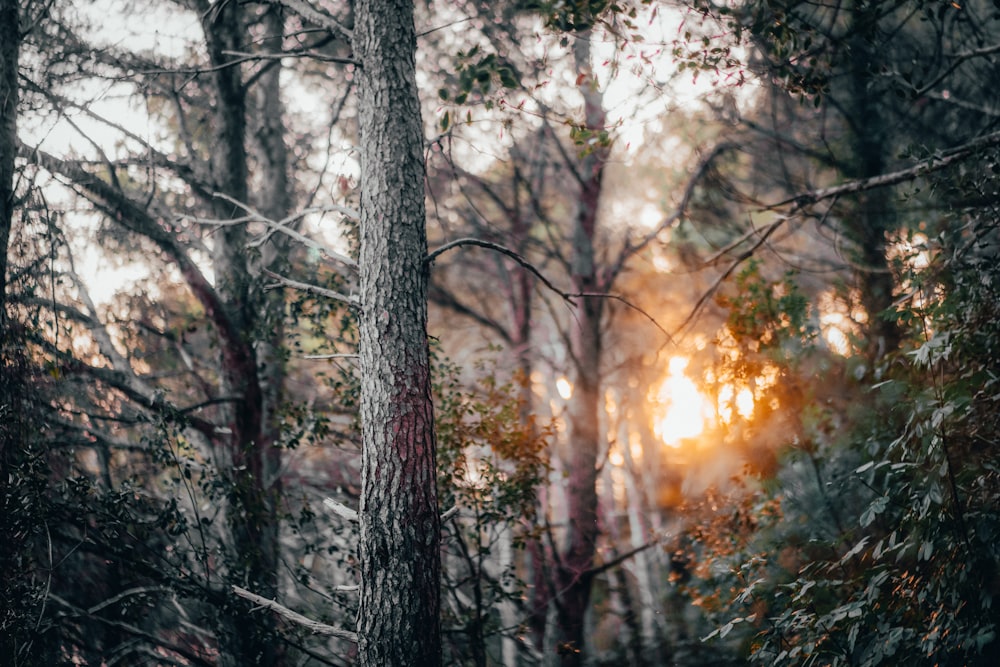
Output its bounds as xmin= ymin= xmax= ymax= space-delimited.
xmin=353 ymin=1 xmax=441 ymax=665
xmin=552 ymin=33 xmax=608 ymax=667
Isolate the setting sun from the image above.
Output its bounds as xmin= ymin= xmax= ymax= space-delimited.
xmin=650 ymin=357 xmax=711 ymax=447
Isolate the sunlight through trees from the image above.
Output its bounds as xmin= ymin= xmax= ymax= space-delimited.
xmin=3 ymin=0 xmax=1000 ymax=665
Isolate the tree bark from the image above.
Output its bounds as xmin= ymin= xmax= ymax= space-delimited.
xmin=197 ymin=2 xmax=281 ymax=663
xmin=353 ymin=1 xmax=441 ymax=665
xmin=845 ymin=3 xmax=901 ymax=361
xmin=552 ymin=32 xmax=608 ymax=667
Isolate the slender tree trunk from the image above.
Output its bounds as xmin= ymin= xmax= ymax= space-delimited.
xmin=846 ymin=3 xmax=900 ymax=360
xmin=553 ymin=32 xmax=608 ymax=667
xmin=0 ymin=1 xmax=26 ymax=663
xmin=198 ymin=3 xmax=280 ymax=663
xmin=250 ymin=4 xmax=291 ymax=664
xmin=0 ymin=0 xmax=14 ymax=316
xmin=353 ymin=1 xmax=441 ymax=664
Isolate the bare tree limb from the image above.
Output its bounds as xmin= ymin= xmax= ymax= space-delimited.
xmin=914 ymin=42 xmax=1000 ymax=97
xmin=569 ymin=292 xmax=675 ymax=346
xmin=273 ymin=0 xmax=354 ymax=42
xmin=20 ymin=77 xmax=215 ymax=199
xmin=303 ymin=353 xmax=358 ymax=360
xmin=323 ymin=497 xmax=359 ymax=522
xmin=607 ymin=142 xmax=736 ymax=286
xmin=672 ymin=129 xmax=1000 ymax=337
xmin=17 ymin=143 xmax=252 ymax=380
xmin=231 ymin=585 xmax=359 ymax=642
xmin=207 ymin=191 xmax=358 ymax=268
xmin=767 ymin=128 xmax=1000 ymax=209
xmin=262 ymin=269 xmax=357 ymax=306
xmin=585 ymin=535 xmax=665 ymax=579
xmin=48 ymin=594 xmax=215 ymax=667
xmin=673 ymin=217 xmax=786 ymax=339
xmin=426 ymin=237 xmax=574 ymax=304
xmin=428 ymin=281 xmax=513 ymax=345
xmin=222 ymin=49 xmax=357 ymax=66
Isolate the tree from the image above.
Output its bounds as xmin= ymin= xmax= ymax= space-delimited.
xmin=352 ymin=0 xmax=441 ymax=664
xmin=8 ymin=1 xmax=329 ymax=662
xmin=0 ymin=1 xmax=33 ymax=663
xmin=0 ymin=0 xmax=14 ymax=315
xmin=679 ymin=0 xmax=1000 ymax=363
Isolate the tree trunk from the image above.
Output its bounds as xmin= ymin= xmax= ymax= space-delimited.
xmin=0 ymin=1 xmax=27 ymax=663
xmin=553 ymin=31 xmax=608 ymax=667
xmin=198 ymin=3 xmax=280 ymax=663
xmin=249 ymin=4 xmax=291 ymax=664
xmin=353 ymin=1 xmax=441 ymax=665
xmin=0 ymin=0 xmax=14 ymax=316
xmin=846 ymin=3 xmax=900 ymax=361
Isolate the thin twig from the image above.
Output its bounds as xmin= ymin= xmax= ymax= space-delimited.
xmin=569 ymin=292 xmax=675 ymax=346
xmin=674 ymin=217 xmax=786 ymax=338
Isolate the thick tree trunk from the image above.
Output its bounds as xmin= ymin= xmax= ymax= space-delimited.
xmin=552 ymin=32 xmax=608 ymax=667
xmin=353 ymin=1 xmax=441 ymax=665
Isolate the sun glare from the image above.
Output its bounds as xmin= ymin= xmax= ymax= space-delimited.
xmin=651 ymin=357 xmax=709 ymax=447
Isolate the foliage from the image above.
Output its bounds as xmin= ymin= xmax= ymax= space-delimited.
xmin=433 ymin=352 xmax=552 ymax=664
xmin=0 ymin=320 xmax=49 ymax=666
xmin=693 ymin=189 xmax=1000 ymax=665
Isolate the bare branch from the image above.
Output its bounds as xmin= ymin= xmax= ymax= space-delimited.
xmin=273 ymin=0 xmax=354 ymax=42
xmin=222 ymin=49 xmax=357 ymax=67
xmin=303 ymin=353 xmax=358 ymax=360
xmin=20 ymin=78 xmax=214 ymax=198
xmin=914 ymin=42 xmax=1000 ymax=98
xmin=323 ymin=497 xmax=359 ymax=522
xmin=585 ymin=535 xmax=665 ymax=579
xmin=194 ymin=193 xmax=358 ymax=270
xmin=86 ymin=586 xmax=175 ymax=616
xmin=767 ymin=129 xmax=1000 ymax=209
xmin=426 ymin=237 xmax=574 ymax=304
xmin=674 ymin=217 xmax=786 ymax=339
xmin=608 ymin=142 xmax=736 ymax=285
xmin=263 ymin=269 xmax=357 ymax=306
xmin=569 ymin=292 xmax=675 ymax=346
xmin=48 ymin=594 xmax=215 ymax=667
xmin=17 ymin=143 xmax=249 ymax=376
xmin=428 ymin=281 xmax=513 ymax=345
xmin=231 ymin=585 xmax=359 ymax=642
